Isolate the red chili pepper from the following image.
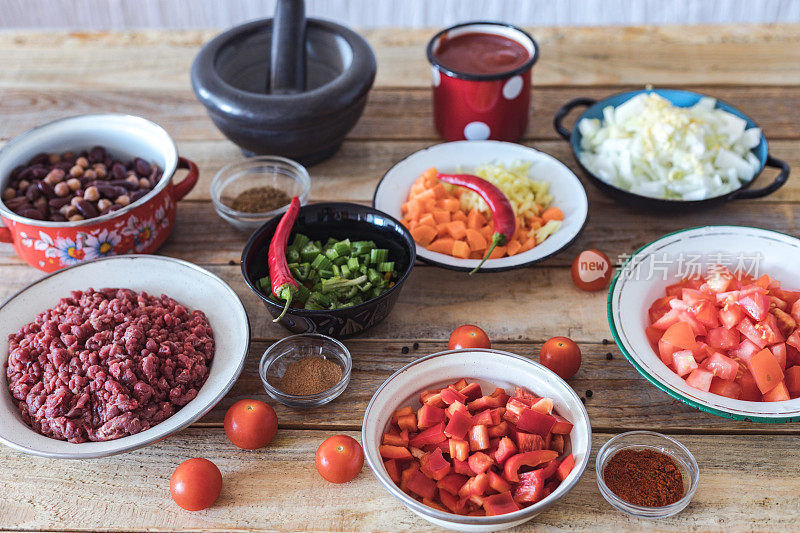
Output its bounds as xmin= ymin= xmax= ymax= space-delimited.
xmin=268 ymin=196 xmax=301 ymax=321
xmin=437 ymin=173 xmax=516 ymax=274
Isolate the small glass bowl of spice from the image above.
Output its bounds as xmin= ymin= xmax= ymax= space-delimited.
xmin=596 ymin=431 xmax=699 ymax=519
xmin=259 ymin=333 xmax=352 ymax=408
xmin=211 ymin=155 xmax=310 ymax=232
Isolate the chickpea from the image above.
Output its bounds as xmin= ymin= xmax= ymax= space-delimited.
xmin=60 ymin=204 xmax=77 ymax=218
xmin=68 ymin=214 xmax=85 ymax=222
xmin=115 ymin=194 xmax=131 ymax=207
xmin=2 ymin=187 xmax=16 ymax=200
xmin=54 ymin=182 xmax=70 ymax=197
xmin=139 ymin=178 xmax=151 ymax=189
xmin=76 ymin=156 xmax=89 ymax=169
xmin=33 ymin=196 xmax=47 ymax=208
xmin=48 ymin=153 xmax=61 ymax=165
xmin=62 ymin=151 xmax=75 ymax=160
xmin=83 ymin=186 xmax=100 ymax=202
xmin=83 ymin=169 xmax=96 ymax=180
xmin=44 ymin=168 xmax=65 ymax=185
xmin=126 ymin=175 xmax=140 ymax=187
xmin=97 ymin=198 xmax=113 ymax=211
xmin=93 ymin=164 xmax=107 ymax=179
xmin=66 ymin=178 xmax=81 ymax=192
xmin=70 ymin=196 xmax=83 ymax=207
xmin=18 ymin=179 xmax=30 ymax=192
xmin=69 ymin=165 xmax=84 ymax=178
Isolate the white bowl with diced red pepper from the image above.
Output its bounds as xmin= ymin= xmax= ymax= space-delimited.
xmin=609 ymin=225 xmax=800 ymax=422
xmin=361 ymin=349 xmax=591 ymax=532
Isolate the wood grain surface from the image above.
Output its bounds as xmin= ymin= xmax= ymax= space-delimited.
xmin=0 ymin=25 xmax=799 ymax=532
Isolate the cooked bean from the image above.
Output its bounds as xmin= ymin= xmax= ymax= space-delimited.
xmin=37 ymin=180 xmax=54 ymax=198
xmin=75 ymin=156 xmax=89 ymax=169
xmin=50 ymin=213 xmax=67 ymax=222
xmin=111 ymin=163 xmax=127 ymax=180
xmin=115 ymin=194 xmax=130 ymax=207
xmin=130 ymin=189 xmax=148 ymax=202
xmin=68 ymin=214 xmax=84 ymax=222
xmin=69 ymin=165 xmax=84 ymax=178
xmin=48 ymin=197 xmax=71 ymax=209
xmin=2 ymin=187 xmax=16 ymax=200
xmin=26 ymin=184 xmax=41 ymax=202
xmin=66 ymin=178 xmax=81 ymax=192
xmin=97 ymin=198 xmax=113 ymax=212
xmin=83 ymin=186 xmax=100 ymax=202
xmin=75 ymin=199 xmax=98 ymax=218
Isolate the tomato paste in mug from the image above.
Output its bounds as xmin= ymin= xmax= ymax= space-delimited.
xmin=433 ymin=32 xmax=530 ymax=76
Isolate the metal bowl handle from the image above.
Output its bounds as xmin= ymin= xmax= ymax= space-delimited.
xmin=731 ymin=155 xmax=790 ymax=200
xmin=553 ymin=98 xmax=597 ymax=141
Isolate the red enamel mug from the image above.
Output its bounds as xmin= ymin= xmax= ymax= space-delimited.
xmin=427 ymin=22 xmax=540 ymax=142
xmin=0 ymin=114 xmax=198 ymax=272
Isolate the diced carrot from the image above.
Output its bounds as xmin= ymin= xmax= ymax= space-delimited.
xmin=520 ymin=237 xmax=536 ymax=252
xmin=479 ymin=224 xmax=494 ymax=240
xmin=436 ymin=223 xmax=450 ymax=238
xmin=432 ymin=183 xmax=448 ymax=200
xmin=427 ymin=238 xmax=455 ymax=255
xmin=442 ymin=198 xmax=461 ymax=212
xmin=432 ymin=210 xmax=451 ymax=224
xmin=507 ymin=240 xmax=522 ymax=256
xmin=452 ymin=240 xmax=470 ymax=259
xmin=469 ymin=252 xmax=484 ymax=260
xmin=488 ymin=246 xmax=507 ymax=259
xmin=406 ymin=199 xmax=422 ymax=220
xmin=446 ymin=220 xmax=468 ymax=240
xmin=410 ymin=182 xmax=426 ymax=197
xmin=467 ymin=209 xmax=485 ymax=230
xmin=542 ymin=207 xmax=564 ymax=222
xmin=465 ymin=229 xmax=488 ymax=252
xmin=411 ymin=225 xmax=438 ymax=247
xmin=401 ymin=202 xmax=409 ymax=215
xmin=453 ymin=210 xmax=468 ymax=223
xmin=421 ymin=167 xmax=438 ymax=183
xmin=419 ymin=213 xmax=436 ymax=227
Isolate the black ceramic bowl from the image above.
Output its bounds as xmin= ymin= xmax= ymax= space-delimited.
xmin=553 ymin=88 xmax=790 ymax=210
xmin=242 ymin=202 xmax=415 ymax=337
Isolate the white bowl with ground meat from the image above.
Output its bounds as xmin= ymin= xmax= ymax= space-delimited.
xmin=0 ymin=255 xmax=249 ymax=458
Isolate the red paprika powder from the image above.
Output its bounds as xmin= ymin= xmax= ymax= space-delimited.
xmin=602 ymin=448 xmax=684 ymax=507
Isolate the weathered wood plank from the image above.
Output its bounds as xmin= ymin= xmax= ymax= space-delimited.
xmin=2 ymin=85 xmax=800 ymax=143
xmin=2 ymin=428 xmax=798 ymax=532
xmin=2 ymin=25 xmax=800 ymax=89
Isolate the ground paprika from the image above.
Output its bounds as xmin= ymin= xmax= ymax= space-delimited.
xmin=602 ymin=448 xmax=684 ymax=507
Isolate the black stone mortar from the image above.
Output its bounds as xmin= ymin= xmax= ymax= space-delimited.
xmin=191 ymin=11 xmax=376 ymax=165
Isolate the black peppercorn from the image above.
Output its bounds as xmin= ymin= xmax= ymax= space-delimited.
xmin=586 ymin=390 xmax=593 ymax=398
xmin=401 ymin=346 xmax=409 ymax=354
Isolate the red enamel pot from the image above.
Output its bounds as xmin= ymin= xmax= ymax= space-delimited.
xmin=427 ymin=21 xmax=540 ymax=142
xmin=0 ymin=114 xmax=198 ymax=272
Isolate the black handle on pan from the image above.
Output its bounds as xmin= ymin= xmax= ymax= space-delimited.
xmin=553 ymin=98 xmax=597 ymax=141
xmin=731 ymin=155 xmax=790 ymax=200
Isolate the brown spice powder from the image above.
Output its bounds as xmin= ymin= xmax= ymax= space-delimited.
xmin=603 ymin=448 xmax=684 ymax=507
xmin=279 ymin=356 xmax=342 ymax=395
xmin=224 ymin=185 xmax=290 ymax=213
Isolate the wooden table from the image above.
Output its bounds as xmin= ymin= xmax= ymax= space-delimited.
xmin=2 ymin=24 xmax=800 ymax=531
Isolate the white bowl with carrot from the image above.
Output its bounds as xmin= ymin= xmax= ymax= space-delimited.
xmin=373 ymin=141 xmax=589 ymax=272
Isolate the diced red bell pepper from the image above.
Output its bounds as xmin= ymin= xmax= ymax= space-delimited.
xmin=423 ymin=392 xmax=447 ymax=408
xmin=409 ymin=422 xmax=447 ymax=448
xmin=384 ymin=459 xmax=401 ymax=483
xmin=458 ymin=473 xmax=489 ymax=498
xmin=439 ymin=488 xmax=467 ymax=514
xmin=417 ymin=404 xmax=446 ymax=430
xmin=423 ymin=440 xmax=451 ymax=455
xmin=459 ymin=382 xmax=483 ymax=401
xmin=513 ymin=385 xmax=537 ymax=401
xmin=420 ymin=389 xmax=439 ymax=403
xmin=392 ymin=406 xmax=413 ymax=424
xmin=397 ymin=413 xmax=417 ymax=432
xmin=468 ymin=424 xmax=490 ymax=451
xmin=436 ymin=473 xmax=469 ymax=496
xmin=490 ymin=387 xmax=510 ymax=404
xmin=471 ymin=409 xmax=495 ymax=426
xmin=453 ymin=458 xmax=476 ymax=476
xmin=483 ymin=491 xmax=520 ymax=516
xmin=441 ymin=387 xmax=468 ymax=405
xmin=530 ymin=398 xmax=554 ymax=415
xmin=420 ymin=448 xmax=451 ymax=480
xmin=763 ymin=380 xmax=790 ymax=401
xmin=379 ymin=444 xmax=413 ymax=460
xmin=786 ymin=366 xmax=800 ymax=394
xmin=444 ymin=408 xmax=473 ymax=440
xmin=492 ymin=436 xmax=517 ymax=465
xmin=487 ymin=470 xmax=511 ymax=493
xmin=549 ymin=433 xmax=565 ymax=455
xmin=406 ymin=469 xmax=437 ymax=499
xmin=503 ymin=450 xmax=558 ymax=482
xmin=446 ymin=400 xmax=468 ymax=418
xmin=503 ymin=397 xmax=528 ymax=423
xmin=556 ymin=453 xmax=575 ymax=482
xmin=516 ymin=408 xmax=556 ymax=437
xmin=410 ymin=446 xmax=426 ymax=459
xmin=399 ymin=463 xmax=417 ymax=493
xmin=513 ymin=471 xmax=545 ymax=504
xmin=382 ymin=428 xmax=410 ymax=447
xmin=468 ymin=395 xmax=505 ymax=412
xmin=513 ymin=430 xmax=544 ymax=453
xmin=450 ymin=378 xmax=468 ymax=391
xmin=550 ymin=414 xmax=573 ymax=435
xmin=488 ymin=421 xmax=510 ymax=438
xmin=448 ymin=438 xmax=470 ymax=462
xmin=468 ymin=451 xmax=495 ymax=474
xmin=422 ymin=497 xmax=448 ymax=512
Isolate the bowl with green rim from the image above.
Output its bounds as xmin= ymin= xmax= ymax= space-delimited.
xmin=608 ymin=225 xmax=800 ymax=423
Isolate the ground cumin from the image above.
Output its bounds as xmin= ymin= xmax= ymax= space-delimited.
xmin=224 ymin=185 xmax=290 ymax=213
xmin=603 ymin=448 xmax=684 ymax=507
xmin=279 ymin=356 xmax=342 ymax=395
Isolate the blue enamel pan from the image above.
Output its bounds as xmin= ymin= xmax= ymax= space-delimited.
xmin=553 ymin=88 xmax=790 ymax=210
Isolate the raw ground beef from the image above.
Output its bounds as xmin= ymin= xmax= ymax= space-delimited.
xmin=5 ymin=288 xmax=214 ymax=443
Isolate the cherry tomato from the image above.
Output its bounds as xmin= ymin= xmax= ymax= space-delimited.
xmin=540 ymin=336 xmax=582 ymax=380
xmin=170 ymin=458 xmax=222 ymax=511
xmin=448 ymin=325 xmax=491 ymax=350
xmin=571 ymin=249 xmax=612 ymax=292
xmin=224 ymin=399 xmax=278 ymax=450
xmin=315 ymin=435 xmax=364 ymax=484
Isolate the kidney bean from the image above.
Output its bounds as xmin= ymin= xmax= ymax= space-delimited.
xmin=38 ymin=180 xmax=55 ymax=198
xmin=75 ymin=198 xmax=98 ymax=218
xmin=31 ymin=166 xmax=49 ymax=179
xmin=5 ymin=197 xmax=29 ymax=210
xmin=48 ymin=197 xmax=71 ymax=209
xmin=20 ymin=208 xmax=44 ymax=220
xmin=130 ymin=189 xmax=148 ymax=202
xmin=88 ymin=146 xmax=105 ymax=163
xmin=28 ymin=153 xmax=48 ymax=166
xmin=51 ymin=213 xmax=67 ymax=222
xmin=134 ymin=158 xmax=151 ymax=176
xmin=110 ymin=179 xmax=138 ymax=191
xmin=111 ymin=163 xmax=126 ymax=181
xmin=26 ymin=184 xmax=41 ymax=202
xmin=108 ymin=203 xmax=123 ymax=213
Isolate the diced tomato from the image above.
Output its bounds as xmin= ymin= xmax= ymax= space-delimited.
xmin=420 ymin=448 xmax=451 ymax=480
xmin=719 ymin=301 xmax=745 ymax=329
xmin=488 ymin=421 xmax=510 ymax=438
xmin=468 ymin=424 xmax=490 ymax=451
xmin=417 ymin=404 xmax=446 ymax=430
xmin=705 ymin=268 xmax=734 ymax=292
xmin=397 ymin=413 xmax=417 ymax=432
xmin=652 ymin=309 xmax=682 ymax=330
xmin=709 ymin=378 xmax=742 ymax=399
xmin=772 ymin=343 xmax=787 ymax=370
xmin=550 ymin=415 xmax=573 ymax=435
xmin=785 ymin=366 xmax=800 ymax=394
xmin=739 ymin=287 xmax=770 ymax=322
xmin=556 ymin=453 xmax=575 ymax=482
xmin=658 ymin=337 xmax=677 ymax=366
xmin=503 ymin=450 xmax=558 ymax=483
xmin=763 ymin=381 xmax=790 ymax=402
xmin=379 ymin=445 xmax=413 ymax=460
xmin=685 ymin=368 xmax=714 ymax=392
xmin=645 ymin=325 xmax=663 ymax=348
xmin=440 ymin=387 xmax=467 ymax=405
xmin=384 ymin=459 xmax=401 ymax=483
xmin=492 ymin=436 xmax=518 ymax=465
xmin=773 ymin=288 xmax=800 ymax=308
xmin=410 ymin=422 xmax=447 ymax=448
xmin=788 ymin=330 xmax=800 ymax=352
xmin=661 ymin=321 xmax=698 ymax=351
xmin=459 ymin=382 xmax=482 ymax=401
xmin=444 ymin=408 xmax=473 ymax=440
xmin=467 ymin=452 xmax=494 ymax=475
xmin=407 ymin=469 xmax=437 ymax=499
xmin=672 ymin=350 xmax=699 ymax=377
xmin=678 ymin=311 xmax=708 ymax=336
xmin=704 ymin=352 xmax=739 ymax=381
xmin=487 ymin=470 xmax=511 ymax=493
xmin=682 ymin=288 xmax=714 ymax=305
xmin=787 ymin=344 xmax=800 ymax=367
xmin=729 ymin=338 xmax=761 ymax=362
xmin=649 ymin=296 xmax=675 ymax=323
xmin=748 ymin=349 xmax=785 ymax=394
xmin=707 ymin=326 xmax=740 ymax=352
xmin=436 ymin=473 xmax=469 ymax=496
xmin=692 ymin=342 xmax=712 ymax=363
xmin=483 ymin=491 xmax=520 ymax=516
xmin=737 ymin=371 xmax=763 ymax=401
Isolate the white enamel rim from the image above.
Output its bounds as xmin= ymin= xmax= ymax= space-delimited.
xmin=608 ymin=225 xmax=800 ymax=422
xmin=362 ymin=349 xmax=592 ymax=530
xmin=0 ymin=255 xmax=250 ymax=458
xmin=373 ymin=141 xmax=589 ymax=272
